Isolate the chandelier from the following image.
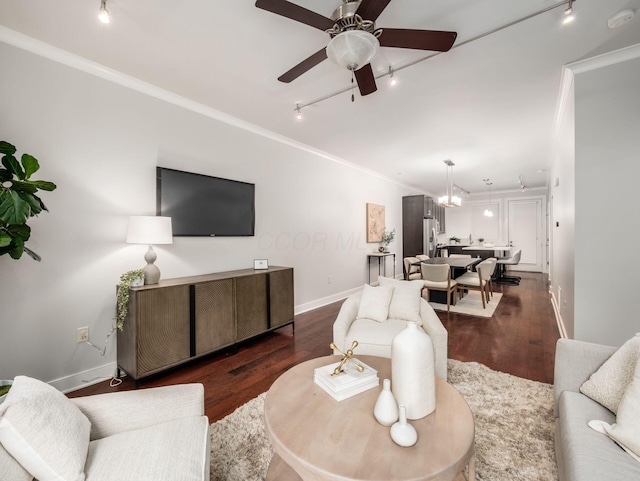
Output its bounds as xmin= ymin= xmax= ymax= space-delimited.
xmin=438 ymin=160 xmax=462 ymax=207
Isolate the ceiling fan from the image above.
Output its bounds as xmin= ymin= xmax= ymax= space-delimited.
xmin=255 ymin=0 xmax=457 ymax=96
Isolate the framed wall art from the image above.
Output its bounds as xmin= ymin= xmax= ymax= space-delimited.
xmin=366 ymin=203 xmax=385 ymax=243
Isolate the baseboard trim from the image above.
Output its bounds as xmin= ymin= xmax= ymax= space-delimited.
xmin=295 ymin=286 xmax=363 ymax=315
xmin=550 ymin=291 xmax=568 ymax=339
xmin=50 ymin=362 xmax=118 ymax=394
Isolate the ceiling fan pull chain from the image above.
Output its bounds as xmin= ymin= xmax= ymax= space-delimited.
xmin=351 ymin=70 xmax=355 ymax=102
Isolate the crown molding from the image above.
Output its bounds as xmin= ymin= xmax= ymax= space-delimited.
xmin=566 ymin=42 xmax=640 ymax=75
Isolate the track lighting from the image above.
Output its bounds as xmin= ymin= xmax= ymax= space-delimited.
xmin=563 ymin=0 xmax=575 ymax=24
xmin=98 ymin=0 xmax=110 ymax=24
xmin=295 ymin=104 xmax=303 ymax=120
xmin=389 ymin=67 xmax=397 ymax=86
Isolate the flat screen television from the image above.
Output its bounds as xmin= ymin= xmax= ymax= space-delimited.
xmin=156 ymin=167 xmax=255 ymax=236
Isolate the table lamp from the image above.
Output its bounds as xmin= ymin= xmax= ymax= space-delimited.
xmin=126 ymin=216 xmax=173 ymax=285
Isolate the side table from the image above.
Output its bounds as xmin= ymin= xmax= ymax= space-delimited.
xmin=367 ymin=252 xmax=396 ymax=284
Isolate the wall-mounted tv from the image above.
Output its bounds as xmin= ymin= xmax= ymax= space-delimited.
xmin=156 ymin=167 xmax=255 ymax=237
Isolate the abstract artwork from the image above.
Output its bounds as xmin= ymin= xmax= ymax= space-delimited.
xmin=366 ymin=203 xmax=385 ymax=243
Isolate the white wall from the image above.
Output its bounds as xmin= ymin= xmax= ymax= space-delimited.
xmin=572 ymin=46 xmax=640 ymax=346
xmin=549 ymin=69 xmax=576 ymax=340
xmin=0 ymin=40 xmax=420 ymax=390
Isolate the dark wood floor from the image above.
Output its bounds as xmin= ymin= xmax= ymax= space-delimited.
xmin=70 ymin=272 xmax=559 ymax=422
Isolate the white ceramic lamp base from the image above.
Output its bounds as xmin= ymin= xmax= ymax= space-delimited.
xmin=143 ymin=245 xmax=161 ymax=285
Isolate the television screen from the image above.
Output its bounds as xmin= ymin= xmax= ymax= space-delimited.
xmin=156 ymin=167 xmax=255 ymax=236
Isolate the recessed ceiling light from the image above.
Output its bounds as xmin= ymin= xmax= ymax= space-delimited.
xmin=608 ymin=9 xmax=635 ymax=29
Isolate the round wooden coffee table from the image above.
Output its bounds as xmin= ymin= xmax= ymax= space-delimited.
xmin=264 ymin=355 xmax=475 ymax=481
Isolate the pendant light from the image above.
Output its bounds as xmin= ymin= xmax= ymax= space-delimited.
xmin=483 ymin=179 xmax=494 ymax=217
xmin=438 ymin=160 xmax=462 ymax=207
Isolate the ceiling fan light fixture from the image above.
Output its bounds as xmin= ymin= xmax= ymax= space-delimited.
xmin=98 ymin=0 xmax=110 ymax=24
xmin=326 ymin=30 xmax=379 ymax=71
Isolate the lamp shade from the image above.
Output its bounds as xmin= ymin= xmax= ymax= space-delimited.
xmin=126 ymin=216 xmax=173 ymax=245
xmin=326 ymin=30 xmax=379 ymax=71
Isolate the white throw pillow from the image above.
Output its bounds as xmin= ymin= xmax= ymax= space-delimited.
xmin=0 ymin=376 xmax=91 ymax=481
xmin=377 ymin=276 xmax=423 ymax=323
xmin=580 ymin=333 xmax=640 ymax=413
xmin=356 ymin=284 xmax=393 ymax=323
xmin=589 ymin=356 xmax=640 ymax=463
xmin=603 ymin=355 xmax=640 ymax=462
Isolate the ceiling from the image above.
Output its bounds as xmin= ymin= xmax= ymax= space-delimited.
xmin=1 ymin=0 xmax=639 ymax=196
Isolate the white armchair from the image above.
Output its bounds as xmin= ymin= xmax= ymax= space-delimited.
xmin=332 ymin=292 xmax=448 ymax=380
xmin=0 ymin=383 xmax=211 ymax=481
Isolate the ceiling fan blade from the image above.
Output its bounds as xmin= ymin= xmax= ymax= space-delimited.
xmin=379 ymin=28 xmax=457 ymax=52
xmin=255 ymin=0 xmax=335 ymax=31
xmin=356 ymin=0 xmax=393 ymax=22
xmin=278 ymin=47 xmax=328 ymax=83
xmin=354 ymin=64 xmax=377 ymax=96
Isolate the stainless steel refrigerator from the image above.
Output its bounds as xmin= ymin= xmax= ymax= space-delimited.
xmin=423 ymin=218 xmax=439 ymax=258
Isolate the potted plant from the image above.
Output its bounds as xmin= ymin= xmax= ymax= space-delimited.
xmin=0 ymin=141 xmax=57 ymax=261
xmin=115 ymin=269 xmax=145 ymax=330
xmin=0 ymin=380 xmax=12 ymax=404
xmin=449 ymin=236 xmax=461 ymax=244
xmin=379 ymin=228 xmax=396 ymax=252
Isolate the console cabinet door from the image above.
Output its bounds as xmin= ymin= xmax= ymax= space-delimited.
xmin=135 ymin=285 xmax=190 ymax=377
xmin=194 ymin=279 xmax=235 ymax=355
xmin=235 ymin=273 xmax=268 ymax=341
xmin=270 ymin=268 xmax=294 ymax=328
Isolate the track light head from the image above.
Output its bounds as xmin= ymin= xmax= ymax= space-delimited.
xmin=98 ymin=0 xmax=110 ymax=24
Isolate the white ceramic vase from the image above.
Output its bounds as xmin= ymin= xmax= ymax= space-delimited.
xmin=390 ymin=405 xmax=418 ymax=447
xmin=374 ymin=379 xmax=399 ymax=426
xmin=391 ymin=321 xmax=436 ymax=420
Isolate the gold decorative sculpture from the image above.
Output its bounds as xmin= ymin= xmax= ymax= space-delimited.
xmin=329 ymin=340 xmax=365 ymax=376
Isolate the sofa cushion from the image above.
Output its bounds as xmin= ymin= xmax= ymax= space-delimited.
xmin=0 ymin=376 xmax=90 ymax=481
xmin=85 ymin=416 xmax=210 ymax=481
xmin=345 ymin=317 xmax=422 ymax=358
xmin=557 ymin=391 xmax=640 ymax=480
xmin=377 ymin=276 xmax=423 ymax=323
xmin=356 ymin=284 xmax=393 ymax=323
xmin=580 ymin=333 xmax=640 ymax=413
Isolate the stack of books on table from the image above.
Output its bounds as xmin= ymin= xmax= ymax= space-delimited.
xmin=313 ymin=358 xmax=379 ymax=401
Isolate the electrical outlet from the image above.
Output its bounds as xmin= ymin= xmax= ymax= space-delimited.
xmin=77 ymin=327 xmax=89 ymax=343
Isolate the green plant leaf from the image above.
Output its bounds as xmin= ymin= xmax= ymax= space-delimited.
xmin=0 ymin=141 xmax=16 ymax=155
xmin=6 ymin=223 xmax=31 ymax=240
xmin=9 ymin=180 xmax=38 ymax=194
xmin=0 ymin=169 xmax=11 ymax=182
xmin=23 ymin=246 xmax=41 ymax=262
xmin=2 ymin=155 xmax=25 ymax=180
xmin=30 ymin=180 xmax=57 ymax=191
xmin=8 ymin=236 xmax=24 ymax=259
xmin=0 ymin=232 xmax=10 ymax=248
xmin=0 ymin=190 xmax=31 ymax=225
xmin=21 ymin=154 xmax=39 ymax=180
xmin=21 ymin=192 xmax=45 ymax=215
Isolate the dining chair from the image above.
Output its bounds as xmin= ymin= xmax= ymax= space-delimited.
xmin=484 ymin=257 xmax=498 ymax=298
xmin=420 ymin=263 xmax=457 ymax=312
xmin=403 ymin=257 xmax=421 ymax=280
xmin=496 ymin=250 xmax=522 ymax=285
xmin=455 ymin=260 xmax=493 ymax=308
xmin=416 ymin=254 xmax=430 ymax=262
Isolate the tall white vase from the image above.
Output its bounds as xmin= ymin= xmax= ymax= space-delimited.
xmin=391 ymin=321 xmax=436 ymax=420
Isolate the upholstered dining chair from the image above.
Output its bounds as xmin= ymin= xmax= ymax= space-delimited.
xmin=455 ymin=260 xmax=493 ymax=308
xmin=416 ymin=254 xmax=430 ymax=262
xmin=403 ymin=256 xmax=421 ymax=280
xmin=420 ymin=263 xmax=457 ymax=312
xmin=496 ymin=249 xmax=522 ymax=285
xmin=483 ymin=257 xmax=498 ymax=298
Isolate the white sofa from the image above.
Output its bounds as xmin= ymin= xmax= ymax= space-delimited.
xmin=0 ymin=383 xmax=211 ymax=481
xmin=332 ymin=292 xmax=448 ymax=380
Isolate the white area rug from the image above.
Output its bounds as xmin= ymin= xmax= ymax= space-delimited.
xmin=429 ymin=290 xmax=502 ymax=318
xmin=209 ymin=359 xmax=556 ymax=481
